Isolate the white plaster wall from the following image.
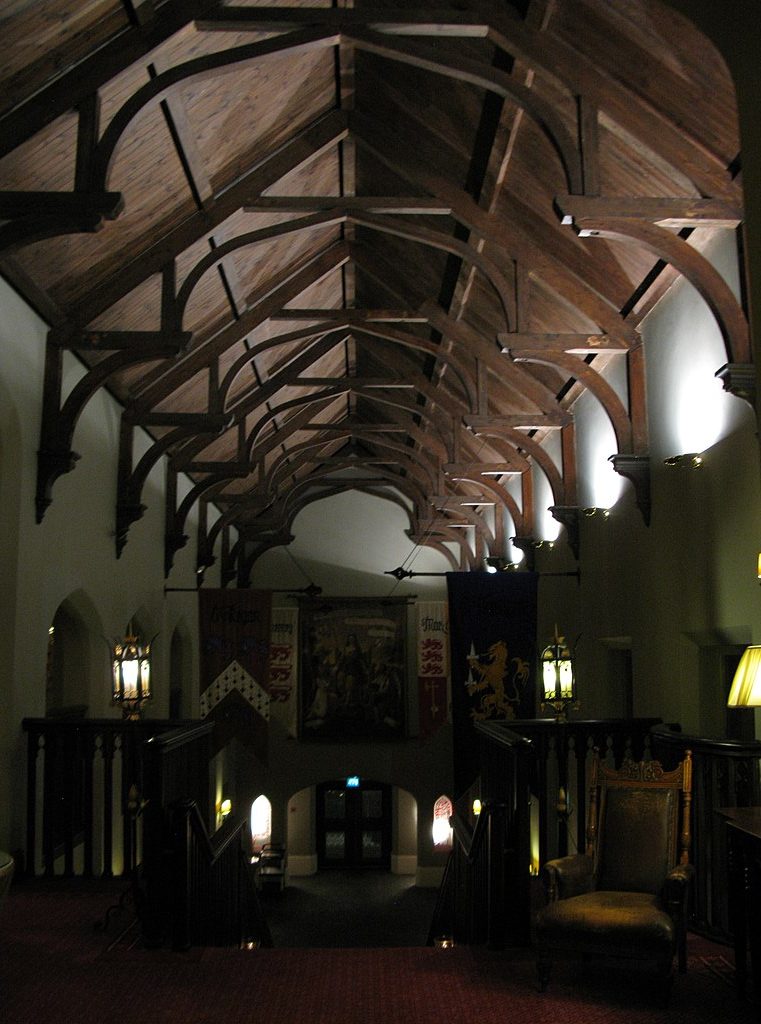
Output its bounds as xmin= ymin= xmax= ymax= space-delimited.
xmin=0 ymin=277 xmax=224 ymax=851
xmin=249 ymin=489 xmax=453 ymax=598
xmin=553 ymin=230 xmax=761 ymax=731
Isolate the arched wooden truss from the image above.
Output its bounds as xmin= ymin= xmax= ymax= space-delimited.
xmin=0 ymin=2 xmax=749 ymax=581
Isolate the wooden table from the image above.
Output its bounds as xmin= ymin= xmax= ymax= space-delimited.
xmin=718 ymin=806 xmax=761 ymax=1005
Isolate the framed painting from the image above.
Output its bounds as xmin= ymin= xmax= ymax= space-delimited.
xmin=299 ymin=598 xmax=407 ymax=741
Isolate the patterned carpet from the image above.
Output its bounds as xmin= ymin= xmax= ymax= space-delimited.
xmin=0 ymin=882 xmax=756 ymax=1024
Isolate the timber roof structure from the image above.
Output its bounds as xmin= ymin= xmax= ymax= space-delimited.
xmin=0 ymin=1 xmax=747 ymax=584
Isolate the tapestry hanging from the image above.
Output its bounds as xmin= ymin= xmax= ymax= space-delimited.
xmin=198 ymin=588 xmax=271 ymax=760
xmin=447 ymin=571 xmax=538 ymax=796
xmin=299 ymin=597 xmax=407 ymax=741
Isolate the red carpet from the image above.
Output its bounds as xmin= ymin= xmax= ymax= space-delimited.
xmin=0 ymin=885 xmax=756 ymax=1024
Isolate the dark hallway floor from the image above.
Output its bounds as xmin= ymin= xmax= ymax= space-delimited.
xmin=258 ymin=869 xmax=440 ymax=948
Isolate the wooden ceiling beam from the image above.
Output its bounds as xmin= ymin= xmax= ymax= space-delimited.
xmin=353 ymin=120 xmax=639 ymax=340
xmin=445 ymin=463 xmax=522 ymax=476
xmin=464 ymin=413 xmax=568 ymax=429
xmin=555 ymin=195 xmax=743 ymax=230
xmin=269 ymin=308 xmax=427 ymax=322
xmin=345 ymin=27 xmax=583 ymax=194
xmin=197 ymin=8 xmax=491 ymax=36
xmin=68 ymin=110 xmax=349 ymax=329
xmin=498 ymin=332 xmax=627 ymax=354
xmin=48 ymin=329 xmax=192 ymax=352
xmin=482 ymin=5 xmax=737 ymax=197
xmin=133 ymin=242 xmax=350 ymax=412
xmin=0 ymin=1 xmax=218 ymax=158
xmin=567 ymin=218 xmax=750 ymax=364
xmin=246 ymin=197 xmax=452 ymax=215
xmin=513 ymin=351 xmax=633 ymax=453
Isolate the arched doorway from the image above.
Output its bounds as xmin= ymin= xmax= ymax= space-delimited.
xmin=316 ymin=778 xmax=391 ymax=869
xmin=47 ymin=598 xmax=97 ymax=716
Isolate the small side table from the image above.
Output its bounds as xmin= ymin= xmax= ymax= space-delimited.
xmin=717 ymin=806 xmax=761 ymax=1003
xmin=0 ymin=851 xmax=14 ymax=912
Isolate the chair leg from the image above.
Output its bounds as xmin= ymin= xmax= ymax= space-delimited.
xmin=536 ymin=957 xmax=552 ymax=992
xmin=677 ymin=929 xmax=687 ymax=973
xmin=657 ymin=962 xmax=674 ymax=1007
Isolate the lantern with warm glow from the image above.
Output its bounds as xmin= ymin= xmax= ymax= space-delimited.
xmin=540 ymin=627 xmax=578 ymax=721
xmin=112 ymin=627 xmax=152 ymax=719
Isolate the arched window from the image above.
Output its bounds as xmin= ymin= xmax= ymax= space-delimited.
xmin=251 ymin=795 xmax=272 ymax=853
xmin=432 ymin=794 xmax=453 ymax=848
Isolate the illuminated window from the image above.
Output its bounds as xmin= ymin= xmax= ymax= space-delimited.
xmin=432 ymin=795 xmax=453 ymax=847
xmin=250 ymin=795 xmax=272 ymax=852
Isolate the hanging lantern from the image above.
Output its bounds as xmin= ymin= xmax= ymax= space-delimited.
xmin=112 ymin=626 xmax=152 ymax=719
xmin=540 ymin=627 xmax=578 ymax=721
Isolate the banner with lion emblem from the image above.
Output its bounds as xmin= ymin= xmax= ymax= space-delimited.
xmin=447 ymin=571 xmax=538 ymax=796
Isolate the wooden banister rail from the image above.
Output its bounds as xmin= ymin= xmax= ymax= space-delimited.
xmin=505 ymin=718 xmax=664 ymax=866
xmin=438 ymin=718 xmax=664 ymax=950
xmin=431 ymin=725 xmax=534 ymax=949
xmin=651 ymin=724 xmax=761 ymax=940
xmin=22 ymin=716 xmax=196 ymax=878
xmin=169 ymin=800 xmax=271 ymax=951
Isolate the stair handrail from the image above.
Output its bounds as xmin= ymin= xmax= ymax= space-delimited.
xmin=170 ymin=797 xmax=271 ymax=951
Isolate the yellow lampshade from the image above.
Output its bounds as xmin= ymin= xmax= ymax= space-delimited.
xmin=727 ymin=646 xmax=761 ymax=707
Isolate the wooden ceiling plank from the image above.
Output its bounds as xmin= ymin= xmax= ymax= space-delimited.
xmin=149 ymin=55 xmax=214 ymax=209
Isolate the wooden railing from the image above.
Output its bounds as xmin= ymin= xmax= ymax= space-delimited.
xmin=23 ymin=715 xmax=268 ymax=951
xmin=650 ymin=724 xmax=761 ymax=940
xmin=507 ymin=718 xmax=664 ymax=867
xmin=22 ymin=716 xmax=195 ymax=878
xmin=436 ymin=718 xmax=664 ymax=948
xmin=167 ymin=800 xmax=271 ymax=951
xmin=441 ymin=718 xmax=761 ymax=948
xmin=138 ymin=720 xmax=270 ymax=950
xmin=429 ymin=726 xmax=534 ymax=948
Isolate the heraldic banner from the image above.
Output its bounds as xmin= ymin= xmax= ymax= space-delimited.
xmin=447 ymin=571 xmax=538 ymax=797
xmin=269 ymin=605 xmax=299 ymax=737
xmin=198 ymin=589 xmax=272 ymax=760
xmin=417 ymin=601 xmax=450 ymax=743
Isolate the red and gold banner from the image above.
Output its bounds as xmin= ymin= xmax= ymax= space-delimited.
xmin=269 ymin=606 xmax=298 ymax=737
xmin=198 ymin=588 xmax=271 ymax=760
xmin=417 ymin=601 xmax=450 ymax=742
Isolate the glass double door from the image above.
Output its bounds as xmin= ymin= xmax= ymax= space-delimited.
xmin=316 ymin=780 xmax=391 ymax=869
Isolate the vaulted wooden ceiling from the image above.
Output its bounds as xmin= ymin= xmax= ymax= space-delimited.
xmin=0 ymin=1 xmax=747 ymax=585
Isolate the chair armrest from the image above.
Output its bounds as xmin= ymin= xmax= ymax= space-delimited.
xmin=541 ymin=854 xmax=594 ymax=901
xmin=662 ymin=862 xmax=694 ymax=914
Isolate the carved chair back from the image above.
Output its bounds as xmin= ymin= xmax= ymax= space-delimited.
xmin=586 ymin=751 xmax=692 ymax=895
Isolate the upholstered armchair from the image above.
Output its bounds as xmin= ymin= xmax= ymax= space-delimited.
xmin=534 ymin=749 xmax=693 ymax=993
